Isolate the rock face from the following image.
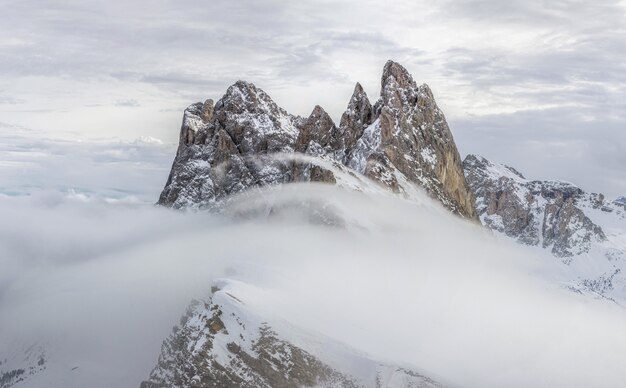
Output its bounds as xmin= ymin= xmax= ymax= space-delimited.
xmin=158 ymin=61 xmax=477 ymax=219
xmin=463 ymin=154 xmax=626 ymax=299
xmin=141 ymin=281 xmax=442 ymax=388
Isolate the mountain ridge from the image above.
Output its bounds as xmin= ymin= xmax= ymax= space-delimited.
xmin=158 ymin=60 xmax=477 ymax=219
xmin=463 ymin=154 xmax=626 ymax=300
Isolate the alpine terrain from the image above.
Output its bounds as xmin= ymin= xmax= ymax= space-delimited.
xmin=144 ymin=60 xmax=468 ymax=388
xmin=463 ymin=154 xmax=626 ymax=301
xmin=4 ymin=61 xmax=625 ymax=388
xmin=157 ymin=60 xmax=477 ymax=219
xmin=145 ymin=60 xmax=626 ymax=387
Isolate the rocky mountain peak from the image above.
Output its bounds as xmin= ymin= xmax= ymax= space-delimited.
xmin=158 ymin=61 xmax=478 ymax=219
xmin=295 ymin=105 xmax=337 ymax=154
xmin=381 ymin=60 xmax=416 ymax=91
xmin=339 ymin=83 xmax=374 ymax=154
xmin=340 ymin=83 xmax=373 ymax=125
xmin=308 ymin=104 xmax=332 ymax=121
xmin=354 ymin=61 xmax=477 ymax=218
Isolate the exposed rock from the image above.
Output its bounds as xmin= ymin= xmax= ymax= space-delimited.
xmin=158 ymin=81 xmax=299 ymax=209
xmin=463 ymin=154 xmax=626 ymax=299
xmin=295 ymin=105 xmax=338 ymax=154
xmin=462 ymin=154 xmax=611 ymax=258
xmin=339 ymin=82 xmax=374 ymax=156
xmin=349 ymin=61 xmax=476 ymax=218
xmin=158 ymin=61 xmax=477 ymax=220
xmin=141 ymin=282 xmax=442 ymax=388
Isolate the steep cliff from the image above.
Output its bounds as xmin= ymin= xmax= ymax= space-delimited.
xmin=158 ymin=61 xmax=477 ymax=219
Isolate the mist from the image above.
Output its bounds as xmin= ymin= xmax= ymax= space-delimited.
xmin=2 ymin=180 xmax=626 ymax=387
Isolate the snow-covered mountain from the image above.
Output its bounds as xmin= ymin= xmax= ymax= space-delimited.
xmin=141 ymin=280 xmax=442 ymax=388
xmin=463 ymin=154 xmax=626 ymax=300
xmin=0 ymin=345 xmax=46 ymax=388
xmin=149 ymin=61 xmax=626 ymax=387
xmin=143 ymin=61 xmax=483 ymax=388
xmin=6 ymin=61 xmax=624 ymax=388
xmin=158 ymin=61 xmax=476 ymax=219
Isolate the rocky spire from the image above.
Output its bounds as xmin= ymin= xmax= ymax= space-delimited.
xmin=295 ymin=105 xmax=337 ymax=154
xmin=158 ymin=60 xmax=479 ymax=219
xmin=344 ymin=60 xmax=478 ymax=219
xmin=381 ymin=60 xmax=417 ymax=91
xmin=339 ymin=82 xmax=373 ymax=155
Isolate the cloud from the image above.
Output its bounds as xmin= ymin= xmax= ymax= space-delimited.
xmin=0 ymin=132 xmax=175 ymax=201
xmin=451 ymin=103 xmax=626 ymax=197
xmin=0 ymin=95 xmax=25 ymax=104
xmin=113 ymin=98 xmax=140 ymax=107
xmin=2 ymin=183 xmax=626 ymax=387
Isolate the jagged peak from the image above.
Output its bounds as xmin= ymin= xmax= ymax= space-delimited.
xmin=222 ymin=80 xmax=281 ymax=105
xmin=353 ymin=81 xmax=364 ymax=94
xmin=309 ymin=104 xmax=329 ymax=118
xmin=464 ymin=154 xmax=526 ymax=180
xmin=339 ymin=82 xmax=373 ymax=131
xmin=303 ymin=104 xmax=336 ymax=129
xmin=216 ymin=79 xmax=291 ymax=118
xmin=464 ymin=154 xmax=488 ymax=165
xmin=348 ymin=82 xmax=370 ymax=105
xmin=381 ymin=60 xmax=416 ymax=91
xmin=223 ymin=80 xmax=262 ymax=100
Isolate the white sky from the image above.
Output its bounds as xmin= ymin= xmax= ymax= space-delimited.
xmin=1 ymin=0 xmax=625 ymax=197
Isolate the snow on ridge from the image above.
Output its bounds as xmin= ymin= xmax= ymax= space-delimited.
xmin=142 ymin=279 xmax=442 ymax=388
xmin=464 ymin=153 xmax=626 ymax=303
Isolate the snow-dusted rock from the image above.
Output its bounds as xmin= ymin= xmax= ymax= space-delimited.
xmin=141 ymin=281 xmax=442 ymax=388
xmin=463 ymin=154 xmax=626 ymax=300
xmin=349 ymin=61 xmax=476 ymax=218
xmin=0 ymin=344 xmax=46 ymax=388
xmin=158 ymin=61 xmax=477 ymax=219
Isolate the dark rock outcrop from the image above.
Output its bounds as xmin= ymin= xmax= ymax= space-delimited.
xmin=462 ymin=154 xmax=621 ymax=258
xmin=158 ymin=61 xmax=477 ymax=219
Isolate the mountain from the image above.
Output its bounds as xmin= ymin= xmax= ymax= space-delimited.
xmin=141 ymin=280 xmax=442 ymax=388
xmin=0 ymin=344 xmax=46 ymax=388
xmin=463 ymin=154 xmax=626 ymax=299
xmin=158 ymin=61 xmax=477 ymax=219
xmin=150 ymin=61 xmax=624 ymax=386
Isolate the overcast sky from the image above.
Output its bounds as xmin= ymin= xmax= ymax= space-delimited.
xmin=1 ymin=0 xmax=625 ymax=197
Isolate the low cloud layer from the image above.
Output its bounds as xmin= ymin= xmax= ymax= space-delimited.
xmin=0 ymin=131 xmax=174 ymax=202
xmin=2 ymin=184 xmax=626 ymax=387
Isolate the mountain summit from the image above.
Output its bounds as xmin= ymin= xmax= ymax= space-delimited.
xmin=158 ymin=61 xmax=477 ymax=219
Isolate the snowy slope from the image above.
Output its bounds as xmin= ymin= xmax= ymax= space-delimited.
xmin=463 ymin=154 xmax=626 ymax=301
xmin=141 ymin=280 xmax=442 ymax=388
